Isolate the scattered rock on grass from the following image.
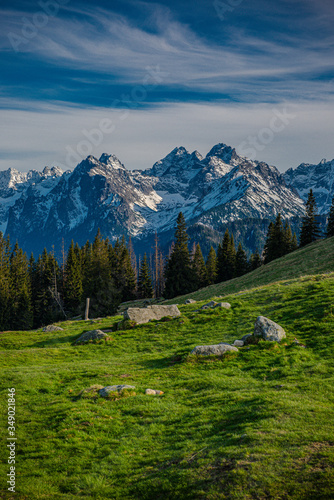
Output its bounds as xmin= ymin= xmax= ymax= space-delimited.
xmin=254 ymin=316 xmax=286 ymax=342
xmin=185 ymin=299 xmax=196 ymax=304
xmin=43 ymin=325 xmax=64 ymax=332
xmin=213 ymin=302 xmax=231 ymax=310
xmin=74 ymin=330 xmax=108 ymax=344
xmin=124 ymin=305 xmax=181 ymax=324
xmin=145 ymin=389 xmax=164 ymax=395
xmin=201 ymin=301 xmax=217 ymax=309
xmin=99 ymin=385 xmax=135 ymax=398
xmin=233 ymin=340 xmax=244 ymax=347
xmin=191 ymin=343 xmax=238 ymax=356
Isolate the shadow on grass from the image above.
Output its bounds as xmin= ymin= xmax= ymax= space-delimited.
xmin=138 ymin=352 xmax=189 ymax=370
xmin=28 ymin=334 xmax=80 ymax=348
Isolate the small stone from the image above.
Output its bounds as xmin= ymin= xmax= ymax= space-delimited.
xmin=233 ymin=340 xmax=244 ymax=347
xmin=145 ymin=388 xmax=164 ymax=395
xmin=185 ymin=299 xmax=196 ymax=304
xmin=99 ymin=385 xmax=135 ymax=397
xmin=74 ymin=330 xmax=108 ymax=344
xmin=43 ymin=325 xmax=64 ymax=332
xmin=254 ymin=316 xmax=286 ymax=342
xmin=201 ymin=301 xmax=217 ymax=309
xmin=191 ymin=344 xmax=238 ymax=356
xmin=213 ymin=302 xmax=231 ymax=310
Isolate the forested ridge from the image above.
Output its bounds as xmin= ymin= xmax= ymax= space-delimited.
xmin=0 ymin=189 xmax=333 ymax=331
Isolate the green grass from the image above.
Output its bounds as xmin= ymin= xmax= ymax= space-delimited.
xmin=165 ymin=237 xmax=334 ymax=304
xmin=1 ymin=267 xmax=334 ymax=498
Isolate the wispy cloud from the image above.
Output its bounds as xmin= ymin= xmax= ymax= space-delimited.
xmin=1 ymin=3 xmax=333 ymax=103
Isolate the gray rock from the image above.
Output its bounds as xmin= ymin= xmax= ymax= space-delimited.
xmin=201 ymin=301 xmax=217 ymax=309
xmin=74 ymin=329 xmax=108 ymax=344
xmin=43 ymin=325 xmax=64 ymax=332
xmin=191 ymin=343 xmax=238 ymax=356
xmin=241 ymin=334 xmax=254 ymax=345
xmin=124 ymin=305 xmax=181 ymax=324
xmin=145 ymin=388 xmax=164 ymax=395
xmin=233 ymin=340 xmax=244 ymax=347
xmin=254 ymin=316 xmax=286 ymax=342
xmin=185 ymin=299 xmax=197 ymax=304
xmin=99 ymin=385 xmax=135 ymax=397
xmin=213 ymin=302 xmax=231 ymax=310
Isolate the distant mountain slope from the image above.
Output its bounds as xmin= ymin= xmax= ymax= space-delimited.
xmin=284 ymin=158 xmax=334 ymax=213
xmin=0 ymin=143 xmax=307 ymax=255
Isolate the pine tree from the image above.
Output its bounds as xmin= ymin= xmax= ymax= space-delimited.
xmin=206 ymin=246 xmax=218 ymax=285
xmin=326 ymin=196 xmax=334 ymax=238
xmin=217 ymin=229 xmax=236 ymax=282
xmin=63 ymin=240 xmax=83 ymax=314
xmin=9 ymin=242 xmax=33 ymax=330
xmin=250 ymin=250 xmax=262 ymax=271
xmin=300 ymin=189 xmax=321 ymax=247
xmin=0 ymin=233 xmax=11 ymax=330
xmin=164 ymin=212 xmax=197 ymax=298
xmin=138 ymin=253 xmax=153 ymax=298
xmin=235 ymin=242 xmax=249 ymax=277
xmin=192 ymin=243 xmax=208 ymax=288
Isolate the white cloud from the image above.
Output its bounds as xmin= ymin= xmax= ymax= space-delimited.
xmin=0 ymin=99 xmax=333 ymax=173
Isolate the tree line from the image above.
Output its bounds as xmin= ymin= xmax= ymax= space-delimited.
xmin=0 ymin=189 xmax=333 ymax=331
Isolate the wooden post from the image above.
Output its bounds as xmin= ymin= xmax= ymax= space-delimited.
xmin=85 ymin=298 xmax=90 ymax=320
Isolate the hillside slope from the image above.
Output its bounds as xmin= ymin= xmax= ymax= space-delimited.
xmin=166 ymin=236 xmax=334 ymax=304
xmin=1 ymin=273 xmax=334 ymax=498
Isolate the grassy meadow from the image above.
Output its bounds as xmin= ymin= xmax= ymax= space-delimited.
xmin=1 ymin=240 xmax=334 ymax=498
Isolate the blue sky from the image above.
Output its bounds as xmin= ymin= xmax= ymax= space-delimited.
xmin=0 ymin=0 xmax=333 ymax=172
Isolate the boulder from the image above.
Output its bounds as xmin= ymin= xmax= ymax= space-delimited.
xmin=241 ymin=334 xmax=255 ymax=345
xmin=201 ymin=301 xmax=217 ymax=309
xmin=185 ymin=299 xmax=196 ymax=304
xmin=191 ymin=343 xmax=238 ymax=356
xmin=233 ymin=340 xmax=244 ymax=347
xmin=74 ymin=329 xmax=108 ymax=344
xmin=99 ymin=385 xmax=135 ymax=397
xmin=124 ymin=305 xmax=181 ymax=324
xmin=254 ymin=316 xmax=286 ymax=342
xmin=43 ymin=325 xmax=64 ymax=332
xmin=145 ymin=388 xmax=164 ymax=395
xmin=213 ymin=302 xmax=231 ymax=310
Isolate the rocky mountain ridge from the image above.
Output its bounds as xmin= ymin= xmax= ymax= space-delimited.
xmin=0 ymin=143 xmax=331 ymax=255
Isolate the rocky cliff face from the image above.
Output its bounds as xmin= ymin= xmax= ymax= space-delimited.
xmin=0 ymin=143 xmax=312 ymax=255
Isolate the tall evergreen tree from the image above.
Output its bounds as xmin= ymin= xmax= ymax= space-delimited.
xmin=192 ymin=243 xmax=208 ymax=288
xmin=63 ymin=240 xmax=83 ymax=314
xmin=250 ymin=250 xmax=262 ymax=271
xmin=164 ymin=212 xmax=197 ymax=298
xmin=206 ymin=246 xmax=218 ymax=285
xmin=137 ymin=253 xmax=153 ymax=298
xmin=0 ymin=233 xmax=11 ymax=330
xmin=217 ymin=229 xmax=236 ymax=282
xmin=300 ymin=189 xmax=321 ymax=247
xmin=326 ymin=195 xmax=334 ymax=238
xmin=235 ymin=242 xmax=249 ymax=277
xmin=264 ymin=214 xmax=295 ymax=263
xmin=9 ymin=243 xmax=32 ymax=330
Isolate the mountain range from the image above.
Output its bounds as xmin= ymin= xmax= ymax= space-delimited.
xmin=0 ymin=143 xmax=332 ymax=256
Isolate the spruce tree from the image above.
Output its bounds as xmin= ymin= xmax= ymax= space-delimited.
xmin=0 ymin=233 xmax=11 ymax=330
xmin=164 ymin=212 xmax=197 ymax=298
xmin=63 ymin=240 xmax=83 ymax=314
xmin=138 ymin=253 xmax=153 ymax=299
xmin=9 ymin=242 xmax=33 ymax=330
xmin=300 ymin=189 xmax=321 ymax=247
xmin=192 ymin=243 xmax=208 ymax=288
xmin=326 ymin=195 xmax=334 ymax=238
xmin=250 ymin=250 xmax=262 ymax=270
xmin=235 ymin=242 xmax=249 ymax=277
xmin=206 ymin=246 xmax=218 ymax=285
xmin=217 ymin=229 xmax=236 ymax=281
